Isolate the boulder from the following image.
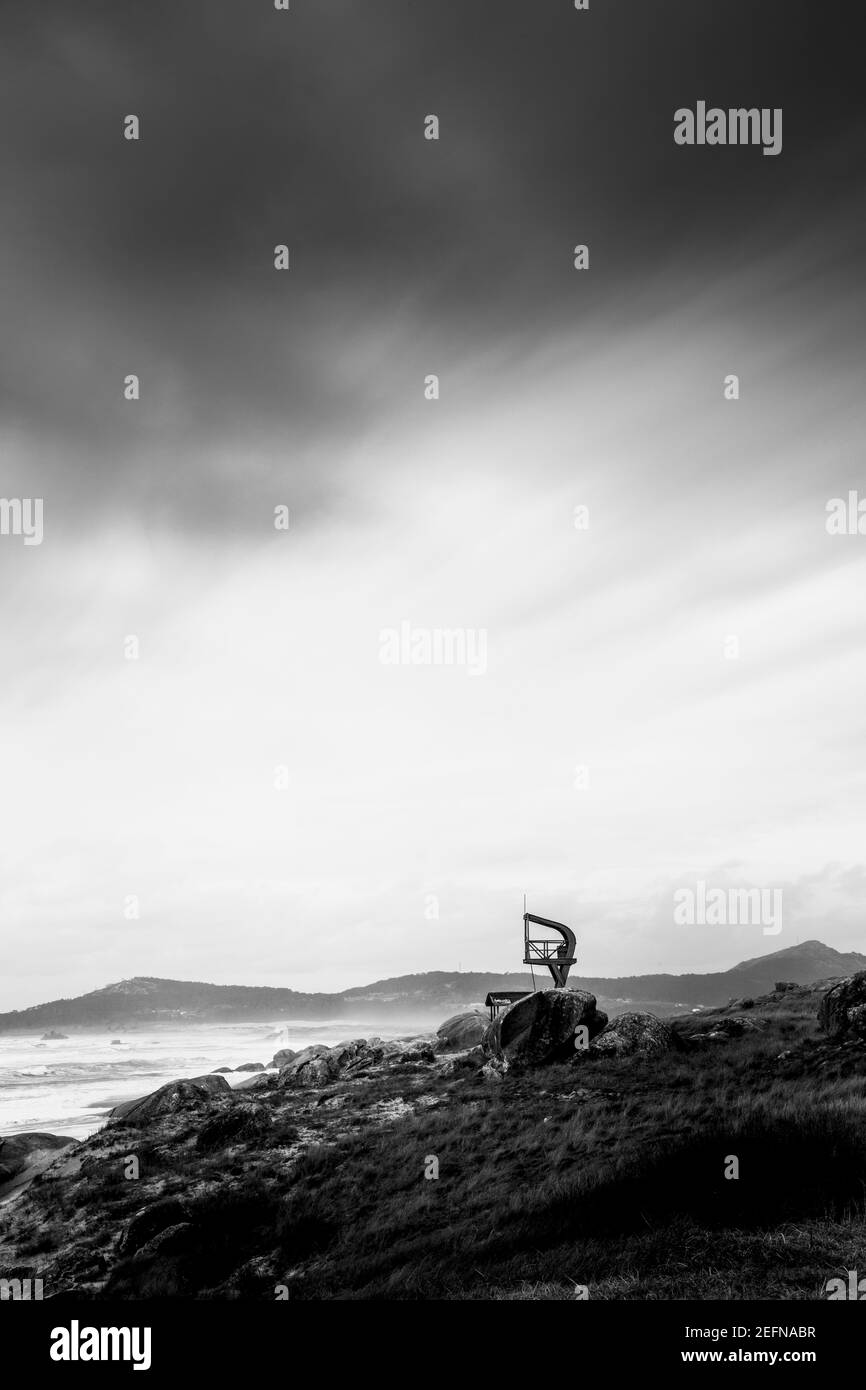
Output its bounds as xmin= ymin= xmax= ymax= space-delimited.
xmin=298 ymin=1056 xmax=339 ymax=1086
xmin=439 ymin=1045 xmax=484 ymax=1075
xmin=0 ymin=1132 xmax=75 ymax=1171
xmin=0 ymin=1132 xmax=76 ymax=1190
xmin=40 ymin=1030 xmax=68 ymax=1040
xmin=109 ymin=1075 xmax=231 ymax=1124
xmin=481 ymin=1059 xmax=505 ymax=1081
xmin=234 ymin=1062 xmax=265 ymax=1072
xmin=273 ymin=1035 xmax=435 ymax=1087
xmin=276 ymin=1045 xmax=341 ymax=1088
xmin=435 ymin=1011 xmax=488 ymax=1054
xmin=818 ymin=972 xmax=866 ymax=1040
xmin=119 ymin=1197 xmax=191 ymax=1256
xmin=330 ymin=1039 xmax=371 ymax=1067
xmin=396 ymin=1042 xmax=436 ymax=1064
xmin=849 ymin=1004 xmax=866 ymax=1033
xmin=188 ymin=1074 xmax=234 ymax=1092
xmin=132 ymin=1222 xmax=196 ymax=1262
xmin=589 ymin=1012 xmax=679 ymax=1057
xmin=271 ymin=1048 xmax=297 ymax=1069
xmin=339 ymin=1039 xmax=394 ymax=1073
xmin=233 ymin=1072 xmax=275 ymax=1093
xmin=720 ymin=1016 xmax=765 ymax=1036
xmin=214 ymin=1067 xmax=234 ymax=1074
xmin=482 ymin=989 xmax=604 ymax=1068
xmin=195 ymin=1105 xmax=272 ymax=1152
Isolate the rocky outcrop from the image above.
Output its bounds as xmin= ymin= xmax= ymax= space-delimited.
xmin=234 ymin=1062 xmax=265 ymax=1072
xmin=109 ymin=1075 xmax=232 ymax=1124
xmin=41 ymin=1030 xmax=68 ymax=1039
xmin=684 ymin=1009 xmax=772 ymax=1044
xmin=330 ymin=1039 xmax=375 ymax=1068
xmin=0 ymin=1132 xmax=75 ymax=1176
xmin=272 ymin=1035 xmax=438 ymax=1089
xmin=234 ymin=1073 xmax=275 ymax=1093
xmin=818 ymin=971 xmax=866 ymax=1040
xmin=133 ymin=1222 xmax=196 ymax=1262
xmin=439 ymin=1045 xmax=485 ymax=1076
xmin=119 ymin=1196 xmax=190 ymax=1256
xmin=589 ymin=1011 xmax=679 ymax=1057
xmin=435 ymin=1011 xmax=488 ymax=1054
xmin=271 ymin=1048 xmax=297 ymax=1069
xmin=396 ymin=1040 xmax=436 ymax=1064
xmin=299 ymin=1057 xmax=339 ymax=1086
xmin=0 ymin=1132 xmax=76 ymax=1197
xmin=276 ymin=1045 xmax=341 ymax=1087
xmin=195 ymin=1105 xmax=272 ymax=1152
xmin=482 ymin=989 xmax=605 ymax=1069
xmin=707 ymin=1016 xmax=766 ymax=1039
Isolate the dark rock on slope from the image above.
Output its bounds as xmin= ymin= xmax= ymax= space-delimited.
xmin=119 ymin=1197 xmax=191 ymax=1257
xmin=0 ymin=1132 xmax=76 ymax=1194
xmin=589 ymin=1011 xmax=679 ymax=1056
xmin=483 ymin=989 xmax=605 ymax=1068
xmin=109 ymin=1075 xmax=231 ymax=1125
xmin=195 ymin=1106 xmax=272 ymax=1152
xmin=276 ymin=1045 xmax=341 ymax=1087
xmin=234 ymin=1073 xmax=275 ymax=1093
xmin=435 ymin=1011 xmax=488 ymax=1053
xmin=818 ymin=971 xmax=866 ymax=1040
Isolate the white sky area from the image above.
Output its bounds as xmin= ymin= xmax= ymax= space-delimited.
xmin=1 ymin=269 xmax=865 ymax=1009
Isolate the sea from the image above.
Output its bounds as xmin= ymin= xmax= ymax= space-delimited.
xmin=0 ymin=1019 xmax=420 ymax=1142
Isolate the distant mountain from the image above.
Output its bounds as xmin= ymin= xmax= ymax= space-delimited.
xmin=0 ymin=977 xmax=341 ymax=1032
xmin=339 ymin=940 xmax=866 ymax=1013
xmin=729 ymin=939 xmax=866 ymax=980
xmin=0 ymin=939 xmax=863 ymax=1031
xmin=572 ymin=939 xmax=866 ymax=1010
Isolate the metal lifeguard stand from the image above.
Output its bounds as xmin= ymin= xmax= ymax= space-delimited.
xmin=523 ymin=910 xmax=577 ymax=989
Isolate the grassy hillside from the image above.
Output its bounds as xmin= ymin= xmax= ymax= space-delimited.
xmin=2 ymin=979 xmax=865 ymax=1299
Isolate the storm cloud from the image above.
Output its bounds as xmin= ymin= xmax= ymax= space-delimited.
xmin=1 ymin=1 xmax=865 ymax=1006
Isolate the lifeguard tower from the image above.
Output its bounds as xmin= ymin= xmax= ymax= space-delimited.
xmin=523 ymin=911 xmax=577 ymax=989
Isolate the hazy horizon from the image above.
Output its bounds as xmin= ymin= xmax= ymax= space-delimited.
xmin=3 ymin=933 xmax=865 ymax=1018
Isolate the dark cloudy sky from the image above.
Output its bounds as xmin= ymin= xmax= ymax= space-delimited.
xmin=1 ymin=1 xmax=865 ymax=1008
